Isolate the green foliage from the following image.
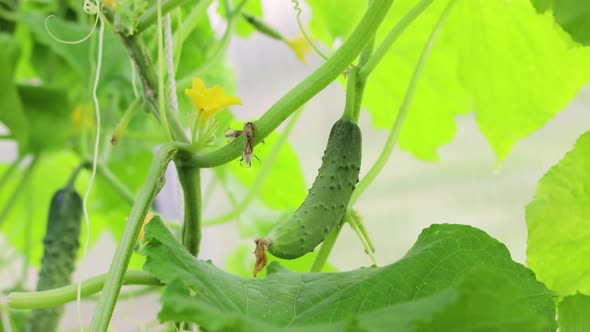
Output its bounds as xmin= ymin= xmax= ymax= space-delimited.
xmin=0 ymin=34 xmax=28 ymax=149
xmin=558 ymin=294 xmax=590 ymax=332
xmin=225 ymin=129 xmax=306 ymax=211
xmin=143 ymin=218 xmax=556 ymax=331
xmin=218 ymin=0 xmax=263 ymax=38
xmin=553 ymin=0 xmax=590 ymax=45
xmin=309 ymin=0 xmax=590 ymax=162
xmin=526 ymin=131 xmax=590 ymax=295
xmin=530 ymin=0 xmax=551 ymax=13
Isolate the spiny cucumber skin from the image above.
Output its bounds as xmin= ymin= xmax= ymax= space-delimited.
xmin=267 ymin=118 xmax=361 ymax=259
xmin=27 ymin=187 xmax=82 ymax=332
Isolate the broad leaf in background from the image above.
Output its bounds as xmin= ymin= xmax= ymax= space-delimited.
xmin=143 ymin=218 xmax=556 ymax=331
xmin=553 ymin=0 xmax=590 ymax=45
xmin=0 ymin=34 xmax=29 ymax=150
xmin=526 ymin=131 xmax=590 ymax=295
xmin=224 ymin=130 xmax=306 ymax=210
xmin=308 ymin=0 xmax=590 ymax=162
xmin=21 ymin=13 xmax=131 ymax=88
xmin=17 ymin=84 xmax=72 ymax=154
xmin=558 ymin=294 xmax=590 ymax=332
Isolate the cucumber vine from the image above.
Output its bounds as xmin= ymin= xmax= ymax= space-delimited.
xmin=1 ymin=0 xmax=587 ymax=331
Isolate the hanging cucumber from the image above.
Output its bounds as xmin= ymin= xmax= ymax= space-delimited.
xmin=259 ymin=117 xmax=362 ymax=262
xmin=27 ymin=185 xmax=82 ymax=332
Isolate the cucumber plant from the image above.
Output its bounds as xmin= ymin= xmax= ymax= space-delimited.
xmin=0 ymin=0 xmax=589 ymax=331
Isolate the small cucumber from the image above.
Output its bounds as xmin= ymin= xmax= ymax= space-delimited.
xmin=27 ymin=186 xmax=82 ymax=332
xmin=265 ymin=118 xmax=361 ymax=259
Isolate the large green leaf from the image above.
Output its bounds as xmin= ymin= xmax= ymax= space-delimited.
xmin=553 ymin=0 xmax=590 ymax=45
xmin=0 ymin=34 xmax=29 ymax=149
xmin=558 ymin=294 xmax=590 ymax=332
xmin=143 ymin=218 xmax=556 ymax=331
xmin=526 ymin=131 xmax=590 ymax=295
xmin=308 ymin=0 xmax=590 ymax=162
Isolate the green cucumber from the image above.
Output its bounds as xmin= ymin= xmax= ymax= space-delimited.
xmin=27 ymin=186 xmax=82 ymax=332
xmin=265 ymin=117 xmax=361 ymax=259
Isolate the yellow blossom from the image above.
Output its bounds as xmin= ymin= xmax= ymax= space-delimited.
xmin=184 ymin=78 xmax=242 ymax=126
xmin=138 ymin=212 xmax=155 ymax=241
xmin=285 ymin=33 xmax=312 ymax=65
xmin=71 ymin=103 xmax=93 ymax=130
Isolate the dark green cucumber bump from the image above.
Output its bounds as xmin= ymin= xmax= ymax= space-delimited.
xmin=27 ymin=186 xmax=82 ymax=332
xmin=266 ymin=118 xmax=361 ymax=259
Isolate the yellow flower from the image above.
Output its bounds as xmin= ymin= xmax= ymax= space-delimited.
xmin=285 ymin=33 xmax=312 ymax=65
xmin=184 ymin=78 xmax=242 ymax=126
xmin=138 ymin=212 xmax=155 ymax=241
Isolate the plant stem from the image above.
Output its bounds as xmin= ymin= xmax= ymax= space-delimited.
xmin=172 ymin=0 xmax=214 ymax=67
xmin=176 ymin=0 xmax=248 ymax=90
xmin=89 ymin=144 xmax=178 ymax=332
xmin=175 ymin=162 xmax=202 ymax=256
xmin=157 ymin=0 xmax=173 ymax=141
xmin=350 ymin=0 xmax=457 ymax=207
xmin=358 ymin=0 xmax=434 ymax=81
xmin=118 ymin=34 xmax=188 ymax=143
xmin=135 ymin=0 xmax=193 ymax=34
xmin=346 ymin=215 xmax=377 ymax=265
xmin=204 ymin=108 xmax=303 ymax=226
xmin=0 ymin=156 xmax=38 ymax=228
xmin=309 ymin=215 xmax=346 ymax=272
xmin=8 ymin=270 xmax=159 ymax=310
xmin=95 ymin=163 xmax=136 ymax=205
xmin=342 ymin=66 xmax=358 ymax=122
xmin=111 ymin=97 xmax=143 ymax=145
xmin=180 ymin=0 xmax=394 ymax=169
xmin=87 ymin=286 xmax=158 ymax=302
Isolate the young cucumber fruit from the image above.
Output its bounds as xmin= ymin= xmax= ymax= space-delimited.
xmin=27 ymin=186 xmax=82 ymax=332
xmin=265 ymin=117 xmax=361 ymax=259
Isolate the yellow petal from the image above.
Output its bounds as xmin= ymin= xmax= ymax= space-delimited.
xmin=138 ymin=212 xmax=155 ymax=241
xmin=184 ymin=77 xmax=242 ymax=126
xmin=286 ymin=34 xmax=312 ymax=65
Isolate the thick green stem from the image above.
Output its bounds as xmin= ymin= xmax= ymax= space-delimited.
xmin=8 ymin=270 xmax=159 ymax=310
xmin=204 ymin=108 xmax=303 ymax=226
xmin=176 ymin=162 xmax=202 ymax=256
xmin=358 ymin=0 xmax=434 ymax=81
xmin=350 ymin=0 xmax=457 ymax=207
xmin=89 ymin=144 xmax=178 ymax=332
xmin=119 ymin=34 xmax=188 ymax=143
xmin=135 ymin=0 xmax=194 ymax=34
xmin=0 ymin=156 xmax=38 ymax=228
xmin=182 ymin=0 xmax=395 ymax=168
xmin=342 ymin=67 xmax=358 ymax=122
